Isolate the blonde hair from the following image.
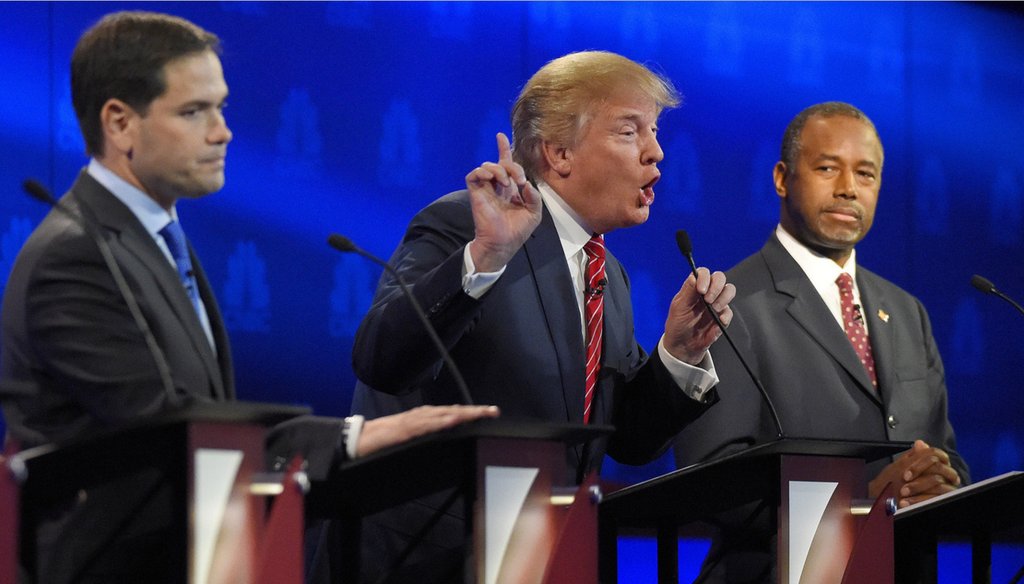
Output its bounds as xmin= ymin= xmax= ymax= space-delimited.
xmin=511 ymin=51 xmax=681 ymax=178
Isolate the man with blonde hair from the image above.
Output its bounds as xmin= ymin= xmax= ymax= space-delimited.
xmin=351 ymin=50 xmax=734 ymax=581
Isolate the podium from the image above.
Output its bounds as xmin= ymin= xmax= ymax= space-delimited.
xmin=895 ymin=471 xmax=1024 ymax=584
xmin=12 ymin=402 xmax=309 ymax=584
xmin=599 ymin=438 xmax=905 ymax=584
xmin=305 ymin=418 xmax=611 ymax=584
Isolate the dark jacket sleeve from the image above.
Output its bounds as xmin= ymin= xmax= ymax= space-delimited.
xmin=351 ymin=194 xmax=483 ymax=394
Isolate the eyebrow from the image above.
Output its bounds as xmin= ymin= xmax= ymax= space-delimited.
xmin=813 ymin=153 xmax=879 ymax=169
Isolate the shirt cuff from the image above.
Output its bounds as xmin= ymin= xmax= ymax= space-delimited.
xmin=462 ymin=243 xmax=506 ymax=299
xmin=657 ymin=335 xmax=719 ymax=403
xmin=343 ymin=415 xmax=365 ymax=460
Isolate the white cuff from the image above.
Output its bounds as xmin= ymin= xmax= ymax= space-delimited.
xmin=461 ymin=243 xmax=505 ymax=299
xmin=657 ymin=335 xmax=719 ymax=402
xmin=343 ymin=415 xmax=365 ymax=460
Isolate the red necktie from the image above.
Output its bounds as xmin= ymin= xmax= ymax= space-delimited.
xmin=836 ymin=272 xmax=878 ymax=388
xmin=583 ymin=236 xmax=606 ymax=423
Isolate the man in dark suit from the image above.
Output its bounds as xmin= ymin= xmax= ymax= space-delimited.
xmin=351 ymin=51 xmax=736 ymax=580
xmin=673 ymin=102 xmax=968 ymax=583
xmin=0 ymin=11 xmax=498 ymax=583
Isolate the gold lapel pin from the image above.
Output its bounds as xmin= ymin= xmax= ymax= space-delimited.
xmin=877 ymin=309 xmax=890 ymax=323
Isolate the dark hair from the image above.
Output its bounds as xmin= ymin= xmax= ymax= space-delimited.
xmin=71 ymin=11 xmax=221 ymax=156
xmin=779 ymin=101 xmax=883 ymax=175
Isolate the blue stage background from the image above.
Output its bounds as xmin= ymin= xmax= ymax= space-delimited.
xmin=2 ymin=2 xmax=1022 ymax=580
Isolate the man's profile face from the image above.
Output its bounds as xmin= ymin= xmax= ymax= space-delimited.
xmin=776 ymin=115 xmax=882 ymax=266
xmin=558 ymin=91 xmax=664 ymax=235
xmin=127 ymin=50 xmax=232 ymax=210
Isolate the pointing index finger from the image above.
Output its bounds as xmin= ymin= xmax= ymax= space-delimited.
xmin=496 ymin=132 xmax=514 ymax=164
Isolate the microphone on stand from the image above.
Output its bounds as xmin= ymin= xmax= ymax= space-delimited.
xmin=971 ymin=274 xmax=1024 ymax=318
xmin=327 ymin=233 xmax=474 ymax=406
xmin=22 ymin=179 xmax=177 ymax=401
xmin=675 ymin=229 xmax=785 ymax=439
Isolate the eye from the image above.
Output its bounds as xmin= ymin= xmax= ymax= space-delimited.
xmin=857 ymin=170 xmax=876 ymax=181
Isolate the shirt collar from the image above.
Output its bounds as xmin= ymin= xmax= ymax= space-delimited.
xmin=87 ymin=159 xmax=177 ymax=237
xmin=775 ymin=224 xmax=858 ymax=291
xmin=536 ymin=180 xmax=594 ymax=263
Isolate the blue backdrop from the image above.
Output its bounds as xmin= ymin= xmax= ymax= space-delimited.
xmin=1 ymin=2 xmax=1022 ymax=581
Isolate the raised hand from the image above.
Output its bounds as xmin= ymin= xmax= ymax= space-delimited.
xmin=464 ymin=132 xmax=542 ymax=273
xmin=663 ymin=267 xmax=735 ymax=365
xmin=869 ymin=439 xmax=961 ymax=507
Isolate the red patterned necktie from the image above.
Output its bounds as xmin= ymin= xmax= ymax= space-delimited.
xmin=836 ymin=272 xmax=878 ymax=388
xmin=583 ymin=235 xmax=606 ymax=423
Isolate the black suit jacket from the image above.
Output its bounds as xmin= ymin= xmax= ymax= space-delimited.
xmin=672 ymin=233 xmax=968 ymax=583
xmin=1 ymin=171 xmax=234 ymax=582
xmin=349 ymin=190 xmax=715 ymax=580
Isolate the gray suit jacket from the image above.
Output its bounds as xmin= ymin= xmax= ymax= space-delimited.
xmin=672 ymin=233 xmax=967 ymax=583
xmin=1 ymin=170 xmax=235 ymax=582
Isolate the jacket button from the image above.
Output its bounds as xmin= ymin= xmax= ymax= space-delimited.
xmin=887 ymin=414 xmax=898 ymax=429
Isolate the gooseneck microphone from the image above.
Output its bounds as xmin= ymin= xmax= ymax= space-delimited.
xmin=327 ymin=233 xmax=474 ymax=406
xmin=22 ymin=179 xmax=177 ymax=401
xmin=675 ymin=230 xmax=785 ymax=439
xmin=971 ymin=274 xmax=1024 ymax=318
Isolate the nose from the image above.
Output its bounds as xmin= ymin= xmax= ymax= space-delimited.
xmin=208 ymin=110 xmax=232 ymax=145
xmin=836 ymin=169 xmax=857 ymax=199
xmin=643 ymin=133 xmax=664 ymax=165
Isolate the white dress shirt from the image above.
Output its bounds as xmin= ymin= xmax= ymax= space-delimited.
xmin=775 ymin=224 xmax=868 ymax=335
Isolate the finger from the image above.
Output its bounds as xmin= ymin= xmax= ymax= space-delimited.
xmin=900 ymin=471 xmax=957 ymax=497
xmin=902 ymin=454 xmax=941 ymax=482
xmin=466 ymin=166 xmax=499 ymax=187
xmin=693 ymin=267 xmax=711 ymax=294
xmin=496 ymin=132 xmax=514 ymax=164
xmin=705 ymin=273 xmax=733 ymax=309
xmin=519 ymin=180 xmax=542 ymax=208
xmin=479 ymin=162 xmax=512 ymax=188
xmin=714 ymin=283 xmax=737 ymax=313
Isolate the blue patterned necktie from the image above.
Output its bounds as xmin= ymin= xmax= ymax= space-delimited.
xmin=159 ymin=220 xmax=203 ymax=320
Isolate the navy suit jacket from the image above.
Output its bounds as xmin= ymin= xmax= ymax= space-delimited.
xmin=672 ymin=233 xmax=967 ymax=583
xmin=352 ymin=189 xmax=715 ymax=475
xmin=347 ymin=189 xmax=716 ymax=581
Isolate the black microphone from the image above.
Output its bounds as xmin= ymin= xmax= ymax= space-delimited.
xmin=22 ymin=179 xmax=177 ymax=401
xmin=586 ymin=277 xmax=608 ymax=297
xmin=675 ymin=230 xmax=785 ymax=439
xmin=327 ymin=233 xmax=474 ymax=406
xmin=971 ymin=274 xmax=1024 ymax=317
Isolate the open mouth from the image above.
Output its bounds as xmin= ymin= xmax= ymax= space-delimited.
xmin=640 ymin=176 xmax=659 ymax=207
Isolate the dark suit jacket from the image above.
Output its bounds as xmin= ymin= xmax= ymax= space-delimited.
xmin=672 ymin=233 xmax=968 ymax=583
xmin=1 ymin=171 xmax=234 ymax=582
xmin=349 ymin=190 xmax=715 ymax=580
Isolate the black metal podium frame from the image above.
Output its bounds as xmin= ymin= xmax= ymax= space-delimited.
xmin=599 ymin=438 xmax=905 ymax=583
xmin=895 ymin=471 xmax=1024 ymax=584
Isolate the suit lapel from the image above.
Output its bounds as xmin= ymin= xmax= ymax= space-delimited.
xmin=762 ymin=237 xmax=880 ymax=400
xmin=522 ymin=206 xmax=586 ymax=423
xmin=73 ymin=173 xmax=227 ymax=399
xmin=858 ymin=272 xmax=895 ymax=404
